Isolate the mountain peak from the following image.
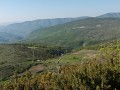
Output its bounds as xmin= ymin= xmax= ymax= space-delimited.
xmin=98 ymin=12 xmax=120 ymax=18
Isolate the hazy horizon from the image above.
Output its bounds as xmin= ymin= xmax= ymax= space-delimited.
xmin=0 ymin=0 xmax=120 ymax=24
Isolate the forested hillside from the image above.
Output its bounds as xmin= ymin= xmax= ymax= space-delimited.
xmin=24 ymin=18 xmax=120 ymax=48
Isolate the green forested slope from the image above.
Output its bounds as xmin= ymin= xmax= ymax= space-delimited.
xmin=24 ymin=18 xmax=120 ymax=48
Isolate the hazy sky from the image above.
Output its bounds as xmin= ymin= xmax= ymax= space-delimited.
xmin=0 ymin=0 xmax=120 ymax=23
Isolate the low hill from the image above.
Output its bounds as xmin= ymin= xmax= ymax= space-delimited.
xmin=0 ymin=44 xmax=68 ymax=80
xmin=23 ymin=18 xmax=120 ymax=48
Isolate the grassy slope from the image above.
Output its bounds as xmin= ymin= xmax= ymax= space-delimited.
xmin=0 ymin=44 xmax=68 ymax=81
xmin=40 ymin=49 xmax=98 ymax=72
xmin=0 ymin=44 xmax=98 ymax=84
xmin=2 ymin=41 xmax=120 ymax=90
xmin=24 ymin=18 xmax=120 ymax=48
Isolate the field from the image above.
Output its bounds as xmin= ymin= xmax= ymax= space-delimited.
xmin=16 ymin=49 xmax=99 ymax=77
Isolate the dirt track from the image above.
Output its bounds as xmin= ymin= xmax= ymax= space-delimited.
xmin=29 ymin=64 xmax=45 ymax=74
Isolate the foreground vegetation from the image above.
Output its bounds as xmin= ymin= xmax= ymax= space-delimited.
xmin=1 ymin=41 xmax=120 ymax=90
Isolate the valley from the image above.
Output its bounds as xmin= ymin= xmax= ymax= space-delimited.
xmin=1 ymin=12 xmax=120 ymax=89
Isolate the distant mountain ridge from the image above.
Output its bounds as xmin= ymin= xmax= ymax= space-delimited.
xmin=98 ymin=12 xmax=120 ymax=18
xmin=0 ymin=12 xmax=120 ymax=43
xmin=0 ymin=17 xmax=89 ymax=43
xmin=0 ymin=17 xmax=89 ymax=37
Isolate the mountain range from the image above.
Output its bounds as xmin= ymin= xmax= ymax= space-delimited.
xmin=1 ymin=12 xmax=120 ymax=44
xmin=0 ymin=17 xmax=90 ymax=43
xmin=23 ymin=18 xmax=120 ymax=48
xmin=0 ymin=17 xmax=88 ymax=36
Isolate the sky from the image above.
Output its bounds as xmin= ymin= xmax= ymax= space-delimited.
xmin=0 ymin=0 xmax=120 ymax=23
